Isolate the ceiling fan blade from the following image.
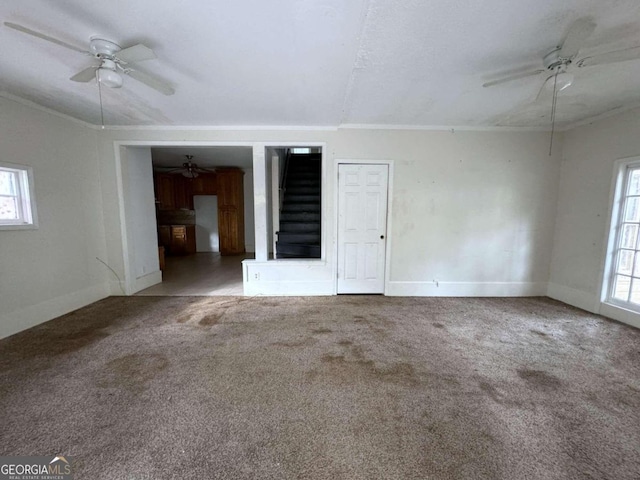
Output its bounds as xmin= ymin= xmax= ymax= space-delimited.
xmin=125 ymin=68 xmax=175 ymax=95
xmin=196 ymin=167 xmax=217 ymax=173
xmin=536 ymin=75 xmax=555 ymax=101
xmin=4 ymin=22 xmax=89 ymax=54
xmin=156 ymin=166 xmax=185 ymax=172
xmin=577 ymin=45 xmax=640 ymax=68
xmin=559 ymin=17 xmax=596 ymax=58
xmin=483 ymin=69 xmax=545 ymax=88
xmin=70 ymin=66 xmax=97 ymax=82
xmin=115 ymin=44 xmax=157 ymax=64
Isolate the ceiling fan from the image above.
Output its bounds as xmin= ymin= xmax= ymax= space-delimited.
xmin=483 ymin=17 xmax=640 ymax=153
xmin=4 ymin=22 xmax=174 ymax=95
xmin=159 ymin=156 xmax=216 ymax=179
xmin=483 ymin=17 xmax=640 ymax=97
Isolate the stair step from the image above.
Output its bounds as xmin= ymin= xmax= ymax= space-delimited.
xmin=277 ymin=232 xmax=320 ymax=244
xmin=281 ymin=203 xmax=321 ymax=213
xmin=278 ymin=222 xmax=320 ymax=233
xmin=284 ymin=194 xmax=320 ymax=203
xmin=287 ymin=172 xmax=319 ymax=180
xmin=289 ymin=168 xmax=320 ymax=175
xmin=280 ymin=212 xmax=320 ymax=222
xmin=285 ymin=178 xmax=320 ymax=187
xmin=290 ymin=153 xmax=321 ymax=160
xmin=285 ymin=187 xmax=320 ymax=195
xmin=276 ymin=242 xmax=321 ymax=258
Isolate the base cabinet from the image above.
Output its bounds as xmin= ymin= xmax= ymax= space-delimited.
xmin=158 ymin=225 xmax=196 ymax=255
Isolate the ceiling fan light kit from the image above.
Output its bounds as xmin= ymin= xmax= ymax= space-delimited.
xmin=96 ymin=60 xmax=123 ymax=88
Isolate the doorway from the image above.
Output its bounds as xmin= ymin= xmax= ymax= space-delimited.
xmin=337 ymin=163 xmax=390 ymax=294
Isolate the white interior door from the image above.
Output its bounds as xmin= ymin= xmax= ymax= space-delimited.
xmin=337 ymin=164 xmax=389 ymax=294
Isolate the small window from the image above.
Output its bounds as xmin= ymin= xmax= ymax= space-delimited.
xmin=608 ymin=163 xmax=640 ymax=306
xmin=0 ymin=163 xmax=37 ymax=229
xmin=291 ymin=147 xmax=311 ymax=154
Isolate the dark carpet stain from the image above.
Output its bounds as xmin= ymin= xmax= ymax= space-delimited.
xmin=517 ymin=369 xmax=562 ymax=390
xmin=312 ymin=328 xmax=332 ymax=334
xmin=97 ymin=353 xmax=169 ymax=392
xmin=271 ymin=338 xmax=316 ymax=348
xmin=530 ymin=329 xmax=549 ymax=338
xmin=337 ymin=339 xmax=353 ymax=346
xmin=199 ymin=313 xmax=223 ymax=326
xmin=478 ymin=381 xmax=523 ymax=408
xmin=433 ymin=323 xmax=445 ymax=329
xmin=315 ymin=345 xmax=419 ymax=386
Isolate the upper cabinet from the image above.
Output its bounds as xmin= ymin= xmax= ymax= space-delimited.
xmin=191 ymin=173 xmax=217 ymax=196
xmin=155 ymin=174 xmax=175 ymax=210
xmin=154 ymin=173 xmax=193 ymax=210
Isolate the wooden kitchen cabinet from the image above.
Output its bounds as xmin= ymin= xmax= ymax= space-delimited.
xmin=192 ymin=173 xmax=217 ymax=195
xmin=158 ymin=225 xmax=171 ymax=252
xmin=158 ymin=224 xmax=195 ymax=256
xmin=169 ymin=225 xmax=196 ymax=255
xmin=216 ymin=168 xmax=245 ymax=255
xmin=155 ymin=174 xmax=175 ymax=210
xmin=173 ymin=176 xmax=193 ymax=209
xmin=155 ymin=173 xmax=193 ymax=210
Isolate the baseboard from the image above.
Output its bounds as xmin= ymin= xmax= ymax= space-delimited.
xmin=599 ymin=303 xmax=640 ymax=330
xmin=109 ymin=280 xmax=127 ymax=296
xmin=244 ymin=281 xmax=334 ymax=296
xmin=133 ymin=270 xmax=162 ymax=294
xmin=0 ymin=283 xmax=110 ymax=339
xmin=546 ymin=282 xmax=600 ymax=313
xmin=385 ymin=281 xmax=547 ymax=297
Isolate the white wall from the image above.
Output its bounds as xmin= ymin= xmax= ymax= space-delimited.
xmin=548 ymin=108 xmax=640 ymax=328
xmin=194 ymin=195 xmax=219 ymax=252
xmin=96 ymin=128 xmax=562 ymax=297
xmin=121 ymin=147 xmax=160 ymax=292
xmin=0 ymin=97 xmax=109 ymax=339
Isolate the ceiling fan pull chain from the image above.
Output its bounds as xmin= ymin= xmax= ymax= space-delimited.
xmin=97 ymin=70 xmax=105 ymax=129
xmin=548 ymin=69 xmax=559 ymax=156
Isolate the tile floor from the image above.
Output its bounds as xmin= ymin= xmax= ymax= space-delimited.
xmin=137 ymin=252 xmax=253 ymax=296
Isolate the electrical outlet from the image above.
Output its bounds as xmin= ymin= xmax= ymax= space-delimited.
xmin=254 ymin=272 xmax=260 ymax=281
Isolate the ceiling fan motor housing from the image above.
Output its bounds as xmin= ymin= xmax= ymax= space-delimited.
xmin=544 ymin=48 xmax=571 ymax=71
xmin=89 ymin=38 xmax=121 ymax=58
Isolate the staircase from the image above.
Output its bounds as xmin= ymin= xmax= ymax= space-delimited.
xmin=276 ymin=153 xmax=321 ymax=258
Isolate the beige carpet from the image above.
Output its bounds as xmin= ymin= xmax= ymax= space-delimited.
xmin=0 ymin=296 xmax=639 ymax=479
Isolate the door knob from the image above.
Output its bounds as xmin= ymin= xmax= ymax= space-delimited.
xmin=380 ymin=235 xmax=385 ymax=239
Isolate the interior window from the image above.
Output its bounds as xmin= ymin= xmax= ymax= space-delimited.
xmin=0 ymin=163 xmax=37 ymax=229
xmin=608 ymin=164 xmax=640 ymax=306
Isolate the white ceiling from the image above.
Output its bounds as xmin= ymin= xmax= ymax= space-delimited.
xmin=1 ymin=0 xmax=640 ymax=128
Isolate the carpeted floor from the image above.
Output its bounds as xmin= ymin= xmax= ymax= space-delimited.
xmin=0 ymin=296 xmax=639 ymax=479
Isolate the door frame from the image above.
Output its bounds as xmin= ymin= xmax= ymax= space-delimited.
xmin=333 ymin=159 xmax=394 ymax=295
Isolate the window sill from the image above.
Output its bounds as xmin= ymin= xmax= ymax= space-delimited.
xmin=600 ymin=301 xmax=640 ymax=330
xmin=0 ymin=223 xmax=38 ymax=231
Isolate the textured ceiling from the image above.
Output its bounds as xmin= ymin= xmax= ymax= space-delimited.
xmin=1 ymin=0 xmax=639 ymax=128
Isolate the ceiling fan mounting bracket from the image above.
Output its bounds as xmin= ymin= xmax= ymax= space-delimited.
xmin=89 ymin=38 xmax=121 ymax=58
xmin=543 ymin=48 xmax=571 ymax=71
